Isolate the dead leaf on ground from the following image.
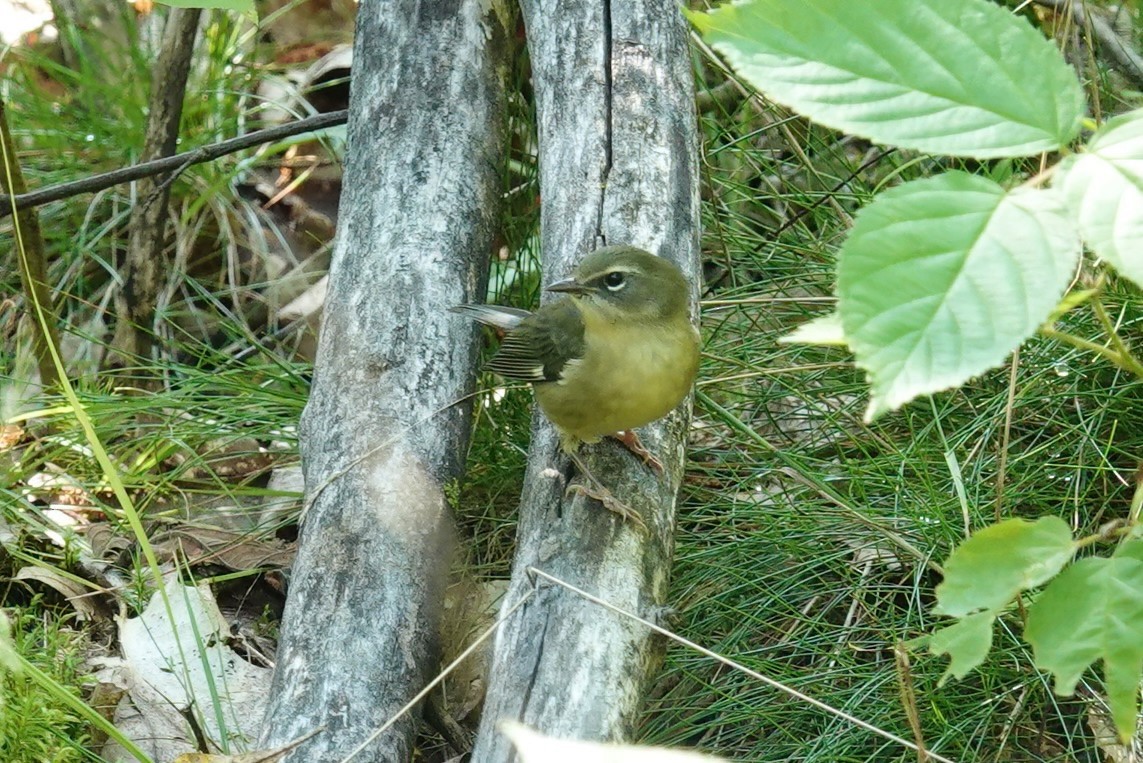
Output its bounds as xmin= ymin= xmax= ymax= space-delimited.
xmin=15 ymin=565 xmax=103 ymax=621
xmin=170 ymin=727 xmax=323 ymax=763
xmin=0 ymin=422 xmax=23 ymax=450
xmin=149 ymin=526 xmax=295 ymax=571
xmin=101 ymin=580 xmax=273 ymax=763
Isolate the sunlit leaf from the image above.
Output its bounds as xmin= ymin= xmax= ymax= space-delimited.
xmin=1026 ymin=556 xmax=1143 ymax=743
xmin=837 ymin=173 xmax=1079 ymax=420
xmin=1057 ymin=108 xmax=1143 ymax=290
xmin=935 ymin=516 xmax=1075 ymax=617
xmin=689 ymin=0 xmax=1084 ymax=158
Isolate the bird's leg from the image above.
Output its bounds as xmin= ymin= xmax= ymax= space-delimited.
xmin=610 ymin=429 xmax=664 ymax=474
xmin=565 ymin=449 xmax=647 ymax=532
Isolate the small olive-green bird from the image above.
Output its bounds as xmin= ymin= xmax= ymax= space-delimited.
xmin=454 ymin=245 xmax=699 ymax=523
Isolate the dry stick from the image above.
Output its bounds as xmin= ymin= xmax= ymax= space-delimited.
xmin=0 ymin=111 xmax=349 ymax=219
xmin=527 ymin=567 xmax=961 ymax=763
xmin=109 ymin=7 xmax=202 ymax=368
xmin=995 ymin=349 xmax=1020 ymax=523
xmin=0 ymin=96 xmax=61 ymax=388
xmin=894 ymin=643 xmax=930 ymax=763
xmin=1031 ymin=0 xmax=1143 ymax=91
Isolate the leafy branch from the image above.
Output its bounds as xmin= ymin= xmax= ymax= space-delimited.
xmin=691 ymin=0 xmax=1143 ymax=744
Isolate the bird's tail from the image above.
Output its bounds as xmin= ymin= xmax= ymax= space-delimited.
xmin=449 ymin=304 xmax=532 ymax=332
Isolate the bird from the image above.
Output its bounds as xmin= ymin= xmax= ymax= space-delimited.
xmin=453 ymin=245 xmax=700 ymax=528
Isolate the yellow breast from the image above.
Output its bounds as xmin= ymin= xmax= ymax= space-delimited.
xmin=534 ymin=309 xmax=699 ymax=448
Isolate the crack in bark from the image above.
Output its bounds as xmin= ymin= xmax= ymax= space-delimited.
xmin=595 ymin=0 xmax=613 ymax=245
xmin=518 ymin=609 xmax=551 ymax=715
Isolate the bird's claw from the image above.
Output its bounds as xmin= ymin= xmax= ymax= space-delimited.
xmin=565 ymin=481 xmax=647 ymax=532
xmin=612 ymin=430 xmax=664 ymax=474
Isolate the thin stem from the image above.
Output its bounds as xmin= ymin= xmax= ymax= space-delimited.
xmin=1040 ymin=326 xmax=1143 ymax=377
xmin=995 ymin=350 xmax=1019 ymax=522
xmin=1090 ymin=296 xmax=1143 ymax=379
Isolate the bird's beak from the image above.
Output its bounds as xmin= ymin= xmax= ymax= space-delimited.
xmin=545 ymin=277 xmax=591 ymax=295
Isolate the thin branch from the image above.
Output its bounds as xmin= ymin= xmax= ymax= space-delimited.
xmin=0 ymin=109 xmax=348 ymax=219
xmin=1090 ymin=296 xmax=1143 ymax=379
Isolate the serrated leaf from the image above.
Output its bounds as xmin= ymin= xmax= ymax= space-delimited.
xmin=837 ymin=173 xmax=1080 ymax=420
xmin=1057 ymin=109 xmax=1143 ymax=289
xmin=1115 ymin=538 xmax=1143 ymax=562
xmin=688 ymin=0 xmax=1084 ymax=158
xmin=1026 ymin=556 xmax=1143 ymax=743
xmin=935 ymin=516 xmax=1075 ymax=618
xmin=929 ymin=611 xmax=995 ymax=685
xmin=779 ymin=312 xmax=846 ymax=346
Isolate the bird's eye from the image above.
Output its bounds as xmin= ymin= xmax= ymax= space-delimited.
xmin=604 ymin=272 xmax=626 ymax=291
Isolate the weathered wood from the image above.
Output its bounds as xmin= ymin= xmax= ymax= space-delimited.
xmin=471 ymin=0 xmax=700 ymax=759
xmin=258 ymin=1 xmax=514 ymax=761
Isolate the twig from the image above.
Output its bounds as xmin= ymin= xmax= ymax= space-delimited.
xmin=894 ymin=643 xmax=930 ymax=763
xmin=995 ymin=349 xmax=1019 ymax=522
xmin=1090 ymin=296 xmax=1143 ymax=378
xmin=0 ymin=110 xmax=349 ymax=219
xmin=1040 ymin=325 xmax=1143 ymax=379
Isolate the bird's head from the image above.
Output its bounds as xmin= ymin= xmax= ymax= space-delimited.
xmin=545 ymin=245 xmax=690 ymax=323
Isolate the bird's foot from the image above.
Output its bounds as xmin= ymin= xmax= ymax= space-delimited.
xmin=566 ymin=450 xmax=647 ymax=531
xmin=566 ymin=481 xmax=647 ymax=532
xmin=611 ymin=430 xmax=664 ymax=474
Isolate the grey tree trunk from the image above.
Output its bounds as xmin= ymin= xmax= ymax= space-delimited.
xmin=472 ymin=0 xmax=701 ymax=759
xmin=258 ymin=1 xmax=514 ymax=761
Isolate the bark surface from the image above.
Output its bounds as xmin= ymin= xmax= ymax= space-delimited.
xmin=472 ymin=0 xmax=701 ymax=759
xmin=258 ymin=1 xmax=513 ymax=760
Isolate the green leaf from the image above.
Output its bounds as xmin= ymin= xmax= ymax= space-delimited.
xmin=1115 ymin=538 xmax=1143 ymax=563
xmin=779 ymin=312 xmax=847 ymax=346
xmin=837 ymin=172 xmax=1080 ymax=420
xmin=688 ymin=0 xmax=1084 ymax=158
xmin=929 ymin=611 xmax=995 ymax=685
xmin=935 ymin=516 xmax=1075 ymax=617
xmin=1026 ymin=556 xmax=1143 ymax=742
xmin=1057 ymin=108 xmax=1143 ymax=290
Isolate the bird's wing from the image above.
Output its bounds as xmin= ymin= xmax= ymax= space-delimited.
xmin=487 ymin=299 xmax=585 ymax=383
xmin=450 ymin=304 xmax=533 ymax=332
